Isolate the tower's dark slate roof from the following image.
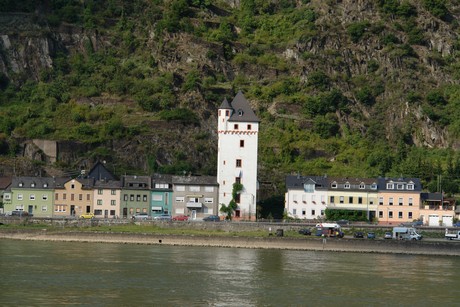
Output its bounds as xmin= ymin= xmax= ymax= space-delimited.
xmin=220 ymin=91 xmax=259 ymax=123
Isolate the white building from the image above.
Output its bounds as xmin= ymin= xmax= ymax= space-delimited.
xmin=285 ymin=175 xmax=328 ymax=220
xmin=217 ymin=91 xmax=259 ymax=220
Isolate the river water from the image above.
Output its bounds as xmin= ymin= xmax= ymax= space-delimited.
xmin=0 ymin=240 xmax=459 ymax=306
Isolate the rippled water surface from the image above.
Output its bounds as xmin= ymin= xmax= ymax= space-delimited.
xmin=1 ymin=239 xmax=459 ymax=306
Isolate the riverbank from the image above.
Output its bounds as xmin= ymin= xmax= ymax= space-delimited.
xmin=1 ymin=229 xmax=459 ymax=256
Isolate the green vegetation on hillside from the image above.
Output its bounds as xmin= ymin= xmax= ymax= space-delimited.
xmin=1 ymin=0 xmax=460 ymax=207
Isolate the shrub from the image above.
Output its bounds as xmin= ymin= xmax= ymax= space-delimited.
xmin=347 ymin=21 xmax=370 ymax=43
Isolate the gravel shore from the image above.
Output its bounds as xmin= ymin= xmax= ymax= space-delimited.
xmin=1 ymin=230 xmax=459 ymax=256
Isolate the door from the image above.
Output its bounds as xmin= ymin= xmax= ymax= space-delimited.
xmin=28 ymin=205 xmax=33 ymax=214
xmin=123 ymin=207 xmax=128 ymax=218
xmin=104 ymin=210 xmax=108 ymax=218
xmin=70 ymin=205 xmax=75 ymax=216
xmin=191 ymin=210 xmax=197 ymax=220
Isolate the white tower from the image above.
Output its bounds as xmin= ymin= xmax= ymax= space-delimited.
xmin=217 ymin=91 xmax=259 ymax=220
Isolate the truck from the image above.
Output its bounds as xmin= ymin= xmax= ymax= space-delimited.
xmin=392 ymin=227 xmax=422 ymax=240
xmin=445 ymin=228 xmax=460 ymax=240
xmin=315 ymin=223 xmax=344 ymax=238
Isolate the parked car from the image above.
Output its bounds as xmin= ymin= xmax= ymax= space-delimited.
xmin=367 ymin=232 xmax=376 ymax=239
xmin=412 ymin=220 xmax=423 ymax=227
xmin=203 ymin=215 xmax=221 ymax=222
xmin=172 ymin=215 xmax=189 ymax=221
xmin=80 ymin=212 xmax=95 ymax=219
xmin=153 ymin=214 xmax=172 ymax=221
xmin=384 ymin=231 xmax=393 ymax=239
xmin=298 ymin=228 xmax=312 ymax=235
xmin=132 ymin=213 xmax=150 ymax=220
xmin=11 ymin=210 xmax=32 ymax=217
xmin=453 ymin=221 xmax=460 ymax=227
xmin=353 ymin=232 xmax=364 ymax=238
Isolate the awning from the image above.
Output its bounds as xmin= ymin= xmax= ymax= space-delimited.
xmin=186 ymin=202 xmax=203 ymax=208
xmin=151 ymin=206 xmax=163 ymax=210
xmin=186 ymin=195 xmax=203 ymax=198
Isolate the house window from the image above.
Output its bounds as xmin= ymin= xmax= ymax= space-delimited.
xmin=235 ymin=177 xmax=241 ymax=184
xmin=371 ymin=184 xmax=377 ymax=190
xmin=111 ymin=200 xmax=116 ymax=206
xmin=43 ymin=183 xmax=48 ymax=188
xmin=398 ymin=212 xmax=403 ymax=219
xmin=302 ymin=195 xmax=307 ymax=204
xmin=344 ymin=183 xmax=350 ymax=189
xmin=55 ymin=193 xmax=59 ymax=201
xmin=19 ymin=182 xmax=23 ymax=187
xmin=17 ymin=194 xmax=23 ymax=201
xmin=240 ymin=140 xmax=244 ymax=147
xmin=71 ymin=194 xmax=74 ymax=201
xmin=302 ymin=210 xmax=306 ymax=215
xmin=359 ymin=183 xmax=365 ymax=189
xmin=124 ymin=195 xmax=128 ymax=201
xmin=110 ymin=210 xmax=116 ymax=216
xmin=387 ymin=183 xmax=394 ymax=189
xmin=87 ymin=194 xmax=90 ymax=201
xmin=225 ymin=110 xmax=229 ymax=116
xmin=31 ymin=183 xmax=35 ymax=187
xmin=98 ymin=189 xmax=103 ymax=195
xmin=71 ymin=184 xmax=75 ymax=189
xmin=176 ymin=185 xmax=186 ymax=192
xmin=407 ymin=184 xmax=414 ymax=190
xmin=63 ymin=194 xmax=66 ymax=200
xmin=293 ymin=195 xmax=298 ymax=203
xmin=143 ymin=195 xmax=147 ymax=202
xmin=205 ymin=186 xmax=214 ymax=192
xmin=152 ymin=195 xmax=162 ymax=201
xmin=330 ymin=196 xmax=335 ymax=203
xmin=398 ymin=197 xmax=403 ymax=206
xmin=41 ymin=206 xmax=47 ymax=212
xmin=30 ymin=194 xmax=35 ymax=200
xmin=97 ymin=200 xmax=102 ymax=205
xmin=397 ymin=184 xmax=404 ymax=190
xmin=348 ymin=196 xmax=353 ymax=203
xmin=130 ymin=194 xmax=134 ymax=201
xmin=234 ymin=124 xmax=239 ymax=130
xmin=79 ymin=194 xmax=83 ymax=201
xmin=204 ymin=198 xmax=213 ymax=203
xmin=236 ymin=193 xmax=241 ymax=203
xmin=339 ymin=196 xmax=344 ymax=204
xmin=389 ymin=197 xmax=393 ymax=206
xmin=321 ymin=210 xmax=325 ymax=216
xmin=236 ymin=159 xmax=242 ymax=167
xmin=389 ymin=211 xmax=393 ymax=218
xmin=379 ymin=211 xmax=383 ymax=218
xmin=136 ymin=195 xmax=141 ymax=201
xmin=42 ymin=195 xmax=48 ymax=201
xmin=111 ymin=189 xmax=116 ymax=195
xmin=369 ymin=198 xmax=374 ymax=205
xmin=379 ymin=197 xmax=383 ymax=205
xmin=331 ymin=183 xmax=337 ymax=188
xmin=175 ymin=197 xmax=185 ymax=202
xmin=190 ymin=186 xmax=200 ymax=192
xmin=408 ymin=212 xmax=413 ymax=219
xmin=292 ymin=209 xmax=297 ymax=215
xmin=311 ymin=210 xmax=315 ymax=216
xmin=303 ymin=184 xmax=314 ymax=193
xmin=409 ymin=198 xmax=413 ymax=206
xmin=358 ymin=197 xmax=362 ymax=204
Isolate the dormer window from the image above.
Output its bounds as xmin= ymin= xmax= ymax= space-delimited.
xmin=19 ymin=182 xmax=23 ymax=187
xmin=396 ymin=184 xmax=404 ymax=190
xmin=31 ymin=182 xmax=35 ymax=188
xmin=407 ymin=184 xmax=414 ymax=190
xmin=238 ymin=109 xmax=243 ymax=116
xmin=386 ymin=183 xmax=394 ymax=189
xmin=359 ymin=183 xmax=365 ymax=189
xmin=43 ymin=183 xmax=48 ymax=188
xmin=371 ymin=184 xmax=377 ymax=190
xmin=331 ymin=182 xmax=337 ymax=188
xmin=344 ymin=183 xmax=350 ymax=189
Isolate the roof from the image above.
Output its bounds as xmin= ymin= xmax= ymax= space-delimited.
xmin=87 ymin=161 xmax=116 ymax=181
xmin=220 ymin=91 xmax=259 ymax=123
xmin=377 ymin=177 xmax=422 ymax=192
xmin=94 ymin=179 xmax=122 ymax=189
xmin=11 ymin=177 xmax=58 ymax=189
xmin=0 ymin=176 xmax=12 ymax=189
xmin=285 ymin=175 xmax=329 ymax=190
xmin=172 ymin=175 xmax=218 ymax=186
xmin=122 ymin=175 xmax=151 ymax=189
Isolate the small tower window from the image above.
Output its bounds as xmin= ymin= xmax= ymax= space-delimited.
xmin=240 ymin=140 xmax=244 ymax=147
xmin=238 ymin=109 xmax=243 ymax=116
xmin=225 ymin=110 xmax=229 ymax=116
xmin=236 ymin=159 xmax=242 ymax=167
xmin=247 ymin=124 xmax=252 ymax=130
xmin=234 ymin=124 xmax=239 ymax=130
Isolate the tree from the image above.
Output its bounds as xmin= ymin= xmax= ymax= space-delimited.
xmin=220 ymin=182 xmax=243 ymax=220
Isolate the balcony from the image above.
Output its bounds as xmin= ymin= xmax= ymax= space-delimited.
xmin=186 ymin=202 xmax=203 ymax=208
